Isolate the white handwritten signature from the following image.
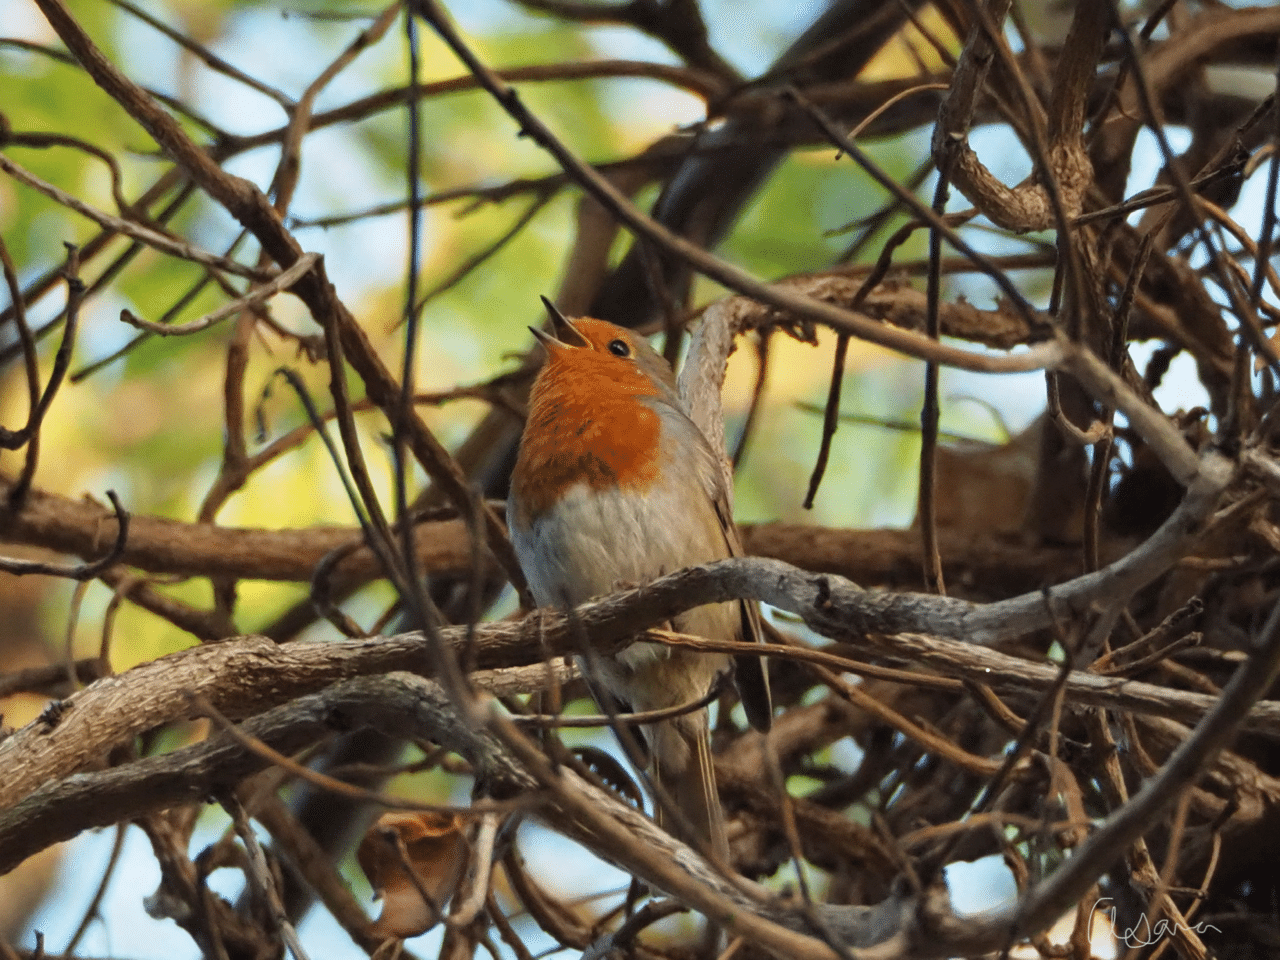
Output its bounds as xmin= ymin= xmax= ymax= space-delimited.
xmin=1093 ymin=898 xmax=1221 ymax=947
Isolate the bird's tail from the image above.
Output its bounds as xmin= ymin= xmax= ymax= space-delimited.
xmin=650 ymin=714 xmax=729 ymax=863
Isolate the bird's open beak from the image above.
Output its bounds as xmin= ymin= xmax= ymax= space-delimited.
xmin=534 ymin=296 xmax=589 ymax=348
xmin=527 ymin=325 xmax=565 ymax=356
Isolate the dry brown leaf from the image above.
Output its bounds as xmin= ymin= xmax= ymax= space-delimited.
xmin=357 ymin=811 xmax=467 ymax=939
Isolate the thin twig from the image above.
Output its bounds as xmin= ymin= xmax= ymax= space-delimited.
xmin=0 ymin=153 xmax=269 ymax=281
xmin=119 ymin=254 xmax=320 ymax=337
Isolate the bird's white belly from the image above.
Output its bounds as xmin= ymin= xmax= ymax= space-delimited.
xmin=509 ymin=480 xmax=733 ymax=676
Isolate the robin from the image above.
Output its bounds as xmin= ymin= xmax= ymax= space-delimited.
xmin=508 ymin=298 xmax=772 ymax=862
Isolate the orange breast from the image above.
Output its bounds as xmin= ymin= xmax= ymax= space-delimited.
xmin=511 ymin=364 xmax=663 ymax=523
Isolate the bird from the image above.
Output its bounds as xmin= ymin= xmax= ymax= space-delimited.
xmin=508 ymin=297 xmax=771 ymax=862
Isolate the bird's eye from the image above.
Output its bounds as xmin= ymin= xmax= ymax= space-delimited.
xmin=607 ymin=339 xmax=631 ymax=357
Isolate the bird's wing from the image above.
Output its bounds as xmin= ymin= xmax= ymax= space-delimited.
xmin=660 ymin=398 xmax=773 ymax=732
